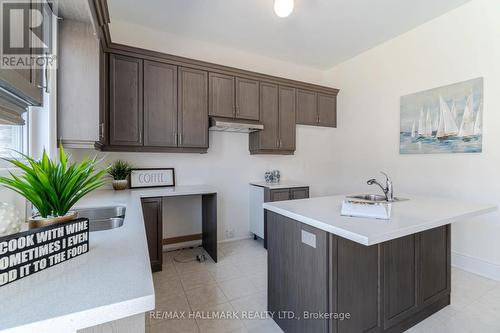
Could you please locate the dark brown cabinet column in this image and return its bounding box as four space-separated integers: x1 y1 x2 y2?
278 86 296 151
109 54 143 146
251 82 279 150
144 61 178 147
141 197 163 272
178 67 209 148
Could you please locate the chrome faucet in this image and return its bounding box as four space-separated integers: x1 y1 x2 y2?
367 172 394 202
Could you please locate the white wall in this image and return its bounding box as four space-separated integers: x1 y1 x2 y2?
323 0 500 279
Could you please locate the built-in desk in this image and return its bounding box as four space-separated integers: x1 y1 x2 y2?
137 186 218 271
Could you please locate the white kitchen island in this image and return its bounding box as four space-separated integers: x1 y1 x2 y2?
0 185 217 333
263 194 496 333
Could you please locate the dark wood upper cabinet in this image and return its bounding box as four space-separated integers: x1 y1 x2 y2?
208 74 259 121
96 44 338 154
109 54 143 146
318 93 337 127
209 72 235 118
178 67 208 148
141 197 163 272
144 61 178 147
296 90 337 128
251 82 279 151
278 86 296 151
296 89 318 126
250 84 296 154
235 77 259 120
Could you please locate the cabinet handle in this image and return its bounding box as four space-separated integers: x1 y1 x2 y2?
139 129 143 142
179 133 183 146
174 132 177 145
235 105 239 115
317 114 320 123
99 123 104 139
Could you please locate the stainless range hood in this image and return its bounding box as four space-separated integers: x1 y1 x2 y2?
209 117 264 133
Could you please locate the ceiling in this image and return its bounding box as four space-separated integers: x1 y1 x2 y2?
106 0 470 69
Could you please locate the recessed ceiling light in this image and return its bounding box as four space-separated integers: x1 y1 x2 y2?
274 0 294 18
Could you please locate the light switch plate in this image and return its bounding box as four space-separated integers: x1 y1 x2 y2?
301 230 316 248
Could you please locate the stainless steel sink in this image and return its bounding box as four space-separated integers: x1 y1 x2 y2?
74 206 126 232
347 194 408 203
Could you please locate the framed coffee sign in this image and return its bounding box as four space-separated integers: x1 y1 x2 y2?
130 168 175 189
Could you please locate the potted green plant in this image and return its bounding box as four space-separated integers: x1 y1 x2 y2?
108 160 132 190
0 146 107 229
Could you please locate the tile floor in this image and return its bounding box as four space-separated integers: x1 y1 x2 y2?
145 239 500 333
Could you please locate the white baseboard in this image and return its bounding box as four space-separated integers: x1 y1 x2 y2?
451 251 500 281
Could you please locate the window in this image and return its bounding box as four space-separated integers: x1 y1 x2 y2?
0 112 29 159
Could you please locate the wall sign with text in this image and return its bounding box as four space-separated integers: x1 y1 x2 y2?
130 168 175 189
0 218 89 287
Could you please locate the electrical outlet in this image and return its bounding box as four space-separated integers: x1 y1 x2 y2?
225 229 234 239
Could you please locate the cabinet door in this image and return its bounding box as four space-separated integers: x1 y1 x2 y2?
144 61 177 147
297 224 329 333
290 187 309 200
270 189 290 202
209 72 235 118
278 86 296 151
235 77 259 120
317 93 337 127
267 212 300 333
383 234 419 329
258 82 279 149
178 67 208 148
335 236 380 333
296 90 318 125
141 197 163 272
420 225 450 305
109 54 143 146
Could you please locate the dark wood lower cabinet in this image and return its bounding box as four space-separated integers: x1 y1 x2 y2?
263 186 310 249
266 211 451 333
141 197 163 272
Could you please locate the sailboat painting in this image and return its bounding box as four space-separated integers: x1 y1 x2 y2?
400 78 483 154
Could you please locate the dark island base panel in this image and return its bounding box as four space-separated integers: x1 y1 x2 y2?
266 211 451 333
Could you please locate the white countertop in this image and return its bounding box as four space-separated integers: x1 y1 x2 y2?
249 180 307 189
0 185 217 333
263 194 497 246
